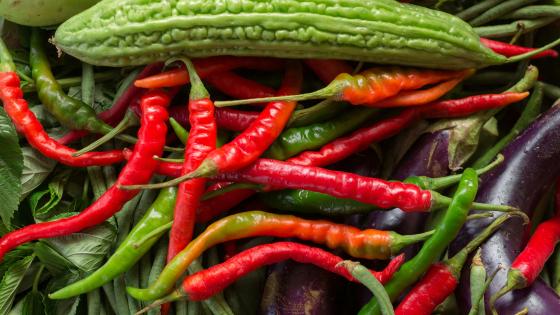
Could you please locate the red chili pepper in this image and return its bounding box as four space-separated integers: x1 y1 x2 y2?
181 242 405 301
170 104 260 132
167 60 217 262
304 59 354 83
178 62 303 178
418 92 529 118
205 71 275 101
480 38 559 59
395 212 524 315
0 72 125 167
196 188 256 223
135 57 284 88
372 78 463 108
0 89 170 261
490 213 560 309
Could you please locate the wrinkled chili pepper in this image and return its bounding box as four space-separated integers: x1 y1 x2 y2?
0 89 170 261
49 186 178 299
126 210 434 300
169 106 260 132
214 68 472 107
134 158 515 213
182 242 404 301
359 169 479 315
480 38 559 59
490 196 560 312
135 56 284 88
168 59 217 262
395 212 526 315
159 62 303 179
0 44 125 167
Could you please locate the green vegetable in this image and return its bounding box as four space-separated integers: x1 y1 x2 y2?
0 0 100 26
54 0 505 69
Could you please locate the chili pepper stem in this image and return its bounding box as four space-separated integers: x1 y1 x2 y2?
135 289 185 315
169 58 210 100
489 268 528 315
391 230 435 252
73 111 138 156
430 191 519 212
339 261 395 315
505 37 560 63
409 154 504 190
214 83 341 107
119 159 217 190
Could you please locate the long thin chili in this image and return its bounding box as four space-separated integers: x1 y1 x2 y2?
167 59 217 262
0 89 170 261
214 68 472 107
126 210 434 301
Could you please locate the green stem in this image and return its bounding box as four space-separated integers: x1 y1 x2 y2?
32 265 45 292
168 58 209 100
469 0 540 26
170 118 189 145
472 83 542 169
340 261 394 315
21 71 119 93
431 191 519 212
469 266 501 315
503 5 560 20
506 37 560 63
73 110 138 156
541 82 560 100
474 17 557 38
457 0 506 21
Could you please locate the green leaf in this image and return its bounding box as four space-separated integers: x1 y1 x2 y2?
0 243 34 279
0 255 34 314
20 147 56 200
44 222 117 274
21 290 46 315
29 169 72 221
34 242 76 276
0 107 23 227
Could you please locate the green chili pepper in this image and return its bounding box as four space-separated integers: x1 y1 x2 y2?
359 168 478 315
503 5 560 19
49 187 177 299
286 99 348 128
265 107 377 160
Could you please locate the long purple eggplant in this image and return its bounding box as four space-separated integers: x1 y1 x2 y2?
450 104 560 314
260 150 380 315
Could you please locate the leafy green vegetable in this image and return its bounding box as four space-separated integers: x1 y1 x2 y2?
29 169 72 222
0 107 23 228
21 290 46 315
0 255 35 314
20 147 56 200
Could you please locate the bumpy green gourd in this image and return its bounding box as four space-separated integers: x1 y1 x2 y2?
54 0 506 69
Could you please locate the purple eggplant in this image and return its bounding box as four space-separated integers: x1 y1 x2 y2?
365 129 451 242
450 104 560 314
260 150 380 315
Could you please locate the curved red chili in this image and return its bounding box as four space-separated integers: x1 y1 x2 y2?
0 89 170 261
0 72 125 167
181 242 405 301
169 106 259 132
168 59 217 262
480 38 558 59
205 71 275 101
182 62 303 177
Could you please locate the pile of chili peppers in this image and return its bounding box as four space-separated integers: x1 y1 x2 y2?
1 10 560 315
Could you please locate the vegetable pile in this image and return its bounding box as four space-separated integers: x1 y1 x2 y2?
0 0 560 314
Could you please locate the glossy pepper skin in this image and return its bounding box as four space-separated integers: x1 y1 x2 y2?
0 89 169 261
49 187 177 299
0 72 125 167
181 242 405 301
395 212 521 315
30 29 114 134
167 59 217 262
186 62 303 177
360 168 478 315
126 211 433 301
